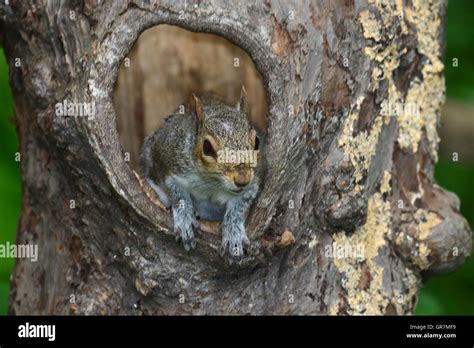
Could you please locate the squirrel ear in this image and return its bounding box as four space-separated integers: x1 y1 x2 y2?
237 86 250 117
189 93 205 123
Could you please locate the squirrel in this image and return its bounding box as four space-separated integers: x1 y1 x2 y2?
139 86 261 260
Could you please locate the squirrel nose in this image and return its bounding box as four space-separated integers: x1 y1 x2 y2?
234 177 249 188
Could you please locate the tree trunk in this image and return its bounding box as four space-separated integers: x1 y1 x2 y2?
1 0 471 315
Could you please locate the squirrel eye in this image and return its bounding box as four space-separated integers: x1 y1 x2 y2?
254 135 260 150
203 139 216 157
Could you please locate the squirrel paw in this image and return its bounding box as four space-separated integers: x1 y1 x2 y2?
220 223 250 260
172 211 197 251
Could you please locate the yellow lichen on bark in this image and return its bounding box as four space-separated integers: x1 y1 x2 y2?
332 171 392 314
359 10 382 42
397 66 444 156
339 6 404 192
329 0 445 314
334 9 406 314
338 95 386 191
349 0 445 164
398 0 445 158
395 209 443 270
331 171 422 314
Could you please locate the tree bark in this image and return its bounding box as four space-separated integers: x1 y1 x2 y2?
0 0 471 315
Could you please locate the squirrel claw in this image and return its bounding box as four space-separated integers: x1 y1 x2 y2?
220 230 250 261
174 220 196 251
178 235 196 251
218 244 227 257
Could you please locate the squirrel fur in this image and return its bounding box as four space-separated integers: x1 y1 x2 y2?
139 87 261 259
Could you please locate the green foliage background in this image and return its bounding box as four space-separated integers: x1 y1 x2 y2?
0 46 21 315
0 1 472 315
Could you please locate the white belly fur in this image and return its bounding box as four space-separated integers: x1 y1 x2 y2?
174 173 232 220
149 174 236 221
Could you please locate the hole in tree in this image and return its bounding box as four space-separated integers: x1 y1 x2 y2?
113 24 268 170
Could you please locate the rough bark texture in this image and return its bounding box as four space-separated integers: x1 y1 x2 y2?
0 0 471 315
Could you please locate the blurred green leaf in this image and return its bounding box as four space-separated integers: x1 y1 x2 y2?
0 280 9 315
444 0 474 100
416 289 445 315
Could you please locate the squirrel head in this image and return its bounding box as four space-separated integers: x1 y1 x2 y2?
190 86 260 194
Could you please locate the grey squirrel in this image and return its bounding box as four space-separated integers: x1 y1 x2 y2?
139 87 261 260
